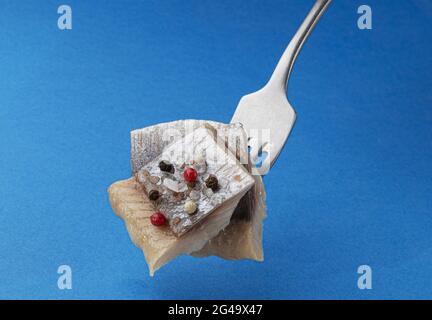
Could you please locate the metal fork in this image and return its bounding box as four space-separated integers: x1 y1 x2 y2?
231 0 332 175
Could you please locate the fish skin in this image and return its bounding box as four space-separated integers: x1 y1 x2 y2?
131 120 256 221
135 126 255 237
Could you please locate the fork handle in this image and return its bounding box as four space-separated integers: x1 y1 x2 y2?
266 0 332 92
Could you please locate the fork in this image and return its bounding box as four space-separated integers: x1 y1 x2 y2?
230 0 332 175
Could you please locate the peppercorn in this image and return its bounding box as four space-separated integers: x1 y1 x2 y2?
183 167 198 183
159 160 174 173
205 174 219 191
150 211 166 226
184 200 197 215
148 189 160 201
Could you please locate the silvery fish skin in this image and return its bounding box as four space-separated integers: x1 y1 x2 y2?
131 120 248 175
136 127 255 237
131 119 254 221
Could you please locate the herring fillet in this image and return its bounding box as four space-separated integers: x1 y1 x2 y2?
109 124 256 275
130 119 267 261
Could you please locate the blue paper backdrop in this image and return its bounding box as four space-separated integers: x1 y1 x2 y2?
1 0 431 299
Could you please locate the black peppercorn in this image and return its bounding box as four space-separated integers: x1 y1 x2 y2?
205 174 219 191
158 160 174 173
148 189 160 201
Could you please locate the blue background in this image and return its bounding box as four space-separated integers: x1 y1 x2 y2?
1 0 431 299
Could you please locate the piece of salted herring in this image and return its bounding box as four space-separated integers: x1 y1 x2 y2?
130 120 267 263
108 124 257 275
137 126 255 237
108 120 267 275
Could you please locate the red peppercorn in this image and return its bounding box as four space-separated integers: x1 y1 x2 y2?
150 211 166 226
183 167 198 183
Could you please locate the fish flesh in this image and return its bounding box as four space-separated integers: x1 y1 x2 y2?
108 177 249 275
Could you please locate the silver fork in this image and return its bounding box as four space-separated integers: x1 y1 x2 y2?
231 0 332 175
